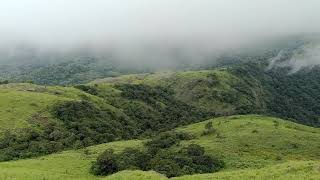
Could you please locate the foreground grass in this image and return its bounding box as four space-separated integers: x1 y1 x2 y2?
0 115 319 179
0 140 143 180
177 115 320 169
172 160 320 180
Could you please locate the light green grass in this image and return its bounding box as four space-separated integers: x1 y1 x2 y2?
0 140 142 180
105 170 167 180
0 115 319 179
177 115 320 169
172 160 320 180
105 161 320 180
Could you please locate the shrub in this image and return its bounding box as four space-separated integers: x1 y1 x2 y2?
117 148 151 170
186 144 205 156
91 149 119 176
91 136 225 178
202 121 217 136
145 132 180 154
74 85 99 95
252 129 259 133
150 159 181 177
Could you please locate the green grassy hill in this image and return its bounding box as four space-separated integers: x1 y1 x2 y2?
0 83 92 133
92 69 266 115
91 62 320 127
0 115 318 179
1 63 320 162
2 68 254 161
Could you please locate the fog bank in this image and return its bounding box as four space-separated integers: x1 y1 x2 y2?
0 0 320 67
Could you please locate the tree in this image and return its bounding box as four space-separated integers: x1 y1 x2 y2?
91 149 119 176
117 148 151 170
145 132 181 154
186 144 205 156
150 159 181 177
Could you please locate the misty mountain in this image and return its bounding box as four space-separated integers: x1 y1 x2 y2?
0 35 313 85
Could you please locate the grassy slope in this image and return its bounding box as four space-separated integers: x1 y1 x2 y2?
0 115 319 180
0 140 143 180
0 83 113 135
111 161 320 180
177 115 320 169
92 69 266 114
173 160 320 180
0 68 286 136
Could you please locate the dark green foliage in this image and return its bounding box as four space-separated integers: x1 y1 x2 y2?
185 144 205 156
145 132 193 155
114 84 212 133
150 159 181 177
263 68 320 127
53 101 137 145
117 148 151 171
74 85 99 95
91 149 119 176
231 62 320 127
91 132 224 178
0 80 9 84
0 127 66 161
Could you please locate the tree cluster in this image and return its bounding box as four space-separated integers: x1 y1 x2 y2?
91 132 224 177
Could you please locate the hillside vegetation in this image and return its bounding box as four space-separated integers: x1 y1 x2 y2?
0 115 319 179
1 62 320 161
2 67 256 161
92 62 320 127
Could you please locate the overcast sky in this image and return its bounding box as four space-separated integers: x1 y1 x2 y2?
0 0 319 48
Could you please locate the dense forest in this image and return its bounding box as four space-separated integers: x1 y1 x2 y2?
230 62 320 127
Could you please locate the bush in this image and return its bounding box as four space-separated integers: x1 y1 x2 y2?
53 100 137 145
74 85 99 95
145 132 190 155
117 148 151 170
150 159 182 177
186 144 205 156
91 149 119 176
91 134 225 178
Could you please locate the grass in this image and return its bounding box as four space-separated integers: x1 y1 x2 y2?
177 115 320 169
0 140 143 180
106 170 167 180
0 115 319 179
0 83 107 134
91 69 265 114
172 160 320 180
0 69 260 135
